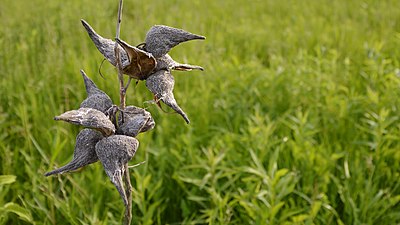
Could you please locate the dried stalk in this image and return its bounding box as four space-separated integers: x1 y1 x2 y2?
123 166 133 225
114 0 126 109
113 0 133 224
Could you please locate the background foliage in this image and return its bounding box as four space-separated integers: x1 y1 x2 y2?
1 0 400 224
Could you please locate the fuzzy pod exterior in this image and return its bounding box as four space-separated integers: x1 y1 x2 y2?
81 19 130 68
79 70 113 113
54 108 116 136
154 54 203 72
45 129 103 176
117 106 155 137
95 135 139 206
145 25 205 58
146 70 190 124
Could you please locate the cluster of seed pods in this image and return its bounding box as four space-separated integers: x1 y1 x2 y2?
45 70 155 205
81 20 205 124
46 21 205 206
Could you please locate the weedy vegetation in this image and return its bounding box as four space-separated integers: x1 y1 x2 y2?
1 0 400 224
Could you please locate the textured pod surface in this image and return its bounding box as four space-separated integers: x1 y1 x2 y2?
45 129 103 176
81 19 130 68
79 70 113 113
115 38 156 80
155 54 203 72
95 135 139 206
145 25 205 58
55 108 115 136
117 106 155 137
146 70 190 124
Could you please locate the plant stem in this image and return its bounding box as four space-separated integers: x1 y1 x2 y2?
114 0 133 224
114 0 126 109
123 165 133 225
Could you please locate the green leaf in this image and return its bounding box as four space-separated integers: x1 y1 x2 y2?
0 175 16 185
310 201 322 218
2 202 33 223
275 168 289 178
271 201 285 219
389 195 400 206
292 214 309 222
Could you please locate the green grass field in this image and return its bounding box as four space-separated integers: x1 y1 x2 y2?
1 0 400 224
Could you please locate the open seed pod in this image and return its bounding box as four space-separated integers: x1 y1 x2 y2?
82 20 157 80
115 38 156 80
82 19 205 82
116 106 155 137
45 129 103 176
79 70 113 113
55 108 115 136
146 69 190 124
95 135 139 206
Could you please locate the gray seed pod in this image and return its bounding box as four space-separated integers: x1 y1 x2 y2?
44 129 103 176
146 70 190 124
79 70 113 113
55 108 115 136
155 54 204 72
81 19 130 68
117 106 155 137
95 135 139 206
145 25 205 58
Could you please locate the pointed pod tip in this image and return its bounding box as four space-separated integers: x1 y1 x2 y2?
79 70 104 97
185 118 190 124
80 70 90 82
81 19 94 34
166 100 191 124
80 70 90 81
44 170 62 177
177 109 190 124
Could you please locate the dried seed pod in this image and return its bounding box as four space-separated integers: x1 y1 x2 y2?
115 38 156 80
95 135 139 206
155 54 203 72
146 70 190 124
145 25 205 58
81 19 130 68
79 70 113 113
55 108 115 136
44 129 103 176
116 106 155 137
82 20 158 81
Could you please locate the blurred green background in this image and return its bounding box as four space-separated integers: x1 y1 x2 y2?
1 0 400 224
